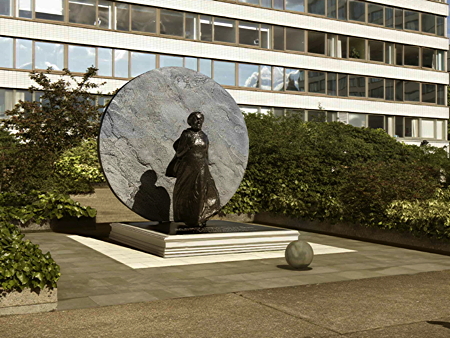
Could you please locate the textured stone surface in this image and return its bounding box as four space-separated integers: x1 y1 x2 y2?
99 67 248 221
285 240 314 269
0 287 57 316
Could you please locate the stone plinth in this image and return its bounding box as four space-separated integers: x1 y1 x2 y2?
109 221 299 258
0 287 57 316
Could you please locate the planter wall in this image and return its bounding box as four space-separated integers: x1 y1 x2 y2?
0 287 57 316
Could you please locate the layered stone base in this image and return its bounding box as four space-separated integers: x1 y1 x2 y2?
0 287 57 316
109 220 299 258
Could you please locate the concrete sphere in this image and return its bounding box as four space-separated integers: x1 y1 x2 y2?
285 240 314 269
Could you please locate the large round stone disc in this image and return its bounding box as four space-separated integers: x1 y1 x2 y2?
98 67 249 221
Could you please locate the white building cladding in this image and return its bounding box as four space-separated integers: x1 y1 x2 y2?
0 0 448 146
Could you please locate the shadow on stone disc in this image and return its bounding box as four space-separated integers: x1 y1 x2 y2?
132 170 170 221
276 265 313 271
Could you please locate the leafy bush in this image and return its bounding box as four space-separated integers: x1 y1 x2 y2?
0 221 60 291
0 191 97 225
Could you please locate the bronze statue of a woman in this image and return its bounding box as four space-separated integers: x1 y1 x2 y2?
166 112 220 227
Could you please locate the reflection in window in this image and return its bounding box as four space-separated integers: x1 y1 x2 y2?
349 37 365 59
422 84 436 104
385 79 394 101
404 46 419 67
69 0 96 26
239 21 259 46
18 0 32 18
185 13 198 40
369 40 383 62
0 89 12 118
437 17 445 36
273 67 284 91
437 85 445 105
35 42 64 70
327 72 337 96
98 0 112 28
338 74 347 96
36 0 64 21
286 0 304 12
285 69 305 92
273 26 285 51
337 0 347 20
200 16 212 42
273 0 284 10
308 0 325 16
0 37 12 68
349 113 366 127
115 3 130 31
308 71 325 94
214 61 235 86
349 0 365 22
68 45 96 73
368 4 383 26
159 55 183 68
260 65 272 90
404 11 419 31
395 81 403 101
214 18 236 44
98 48 112 77
239 64 259 88
349 75 365 97
327 0 336 18
385 7 393 28
395 9 403 30
160 9 183 36
404 82 420 102
184 57 197 71
368 78 383 99
131 52 155 77
286 28 304 52
114 49 129 78
16 39 32 69
422 13 435 34
199 59 212 77
308 31 325 54
0 0 11 16
436 51 445 71
131 5 156 33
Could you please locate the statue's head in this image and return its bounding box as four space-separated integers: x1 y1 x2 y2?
187 111 204 132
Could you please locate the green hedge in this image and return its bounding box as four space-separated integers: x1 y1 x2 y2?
0 221 60 291
0 191 97 225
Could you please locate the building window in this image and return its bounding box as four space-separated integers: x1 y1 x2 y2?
185 13 198 40
349 113 366 127
404 11 419 31
35 41 64 70
395 45 403 65
114 49 129 78
131 5 157 33
239 21 259 46
368 4 383 26
421 120 435 139
308 0 325 16
115 3 130 31
36 0 64 21
69 0 96 26
199 58 212 77
404 81 420 102
98 0 112 29
395 117 404 137
308 31 325 54
308 110 326 122
349 37 365 59
422 13 436 34
338 74 348 96
160 9 183 37
16 39 32 69
260 65 272 90
273 67 284 91
337 0 347 20
349 75 365 97
17 0 31 18
238 63 259 88
436 120 444 140
273 26 284 50
286 0 305 12
437 85 445 105
213 18 236 44
395 9 403 29
368 77 384 99
404 46 419 67
369 40 383 62
327 72 337 96
130 52 155 77
435 51 445 71
184 57 197 71
0 0 11 16
0 37 13 68
437 16 445 36
385 43 394 64
327 35 347 58
405 117 419 137
385 79 394 101
384 7 393 28
159 54 183 68
395 81 403 101
349 0 365 23
422 84 436 104
368 115 384 129
213 61 236 86
422 48 434 69
327 0 336 18
200 16 212 42
68 45 96 73
285 68 305 92
98 48 112 77
308 71 325 93
286 28 304 52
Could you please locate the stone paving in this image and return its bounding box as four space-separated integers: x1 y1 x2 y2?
24 228 450 312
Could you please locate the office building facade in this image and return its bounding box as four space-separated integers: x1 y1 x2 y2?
0 0 448 146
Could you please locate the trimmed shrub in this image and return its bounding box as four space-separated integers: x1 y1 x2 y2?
0 221 60 291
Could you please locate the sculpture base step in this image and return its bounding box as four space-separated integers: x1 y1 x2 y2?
109 220 299 258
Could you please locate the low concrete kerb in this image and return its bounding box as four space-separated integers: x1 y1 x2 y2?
0 287 57 316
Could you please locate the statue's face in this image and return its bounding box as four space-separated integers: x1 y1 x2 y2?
189 113 204 131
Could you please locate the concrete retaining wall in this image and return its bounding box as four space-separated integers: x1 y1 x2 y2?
0 287 57 316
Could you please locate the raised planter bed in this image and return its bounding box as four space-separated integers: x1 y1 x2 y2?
0 287 57 316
